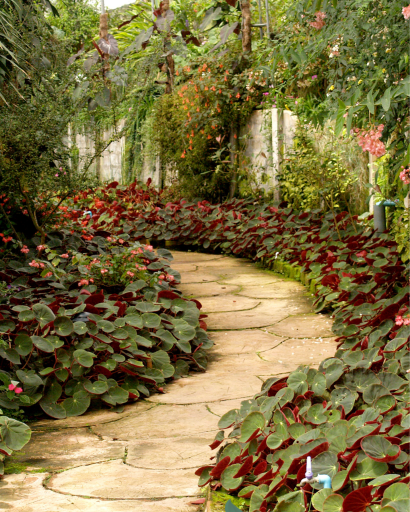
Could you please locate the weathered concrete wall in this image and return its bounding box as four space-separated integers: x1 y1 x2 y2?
74 108 297 193
74 120 126 183
239 108 297 198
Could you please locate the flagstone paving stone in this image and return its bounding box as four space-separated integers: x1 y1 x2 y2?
208 329 285 355
1 250 334 510
266 313 334 338
199 294 260 312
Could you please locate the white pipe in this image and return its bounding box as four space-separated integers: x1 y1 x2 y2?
101 0 105 14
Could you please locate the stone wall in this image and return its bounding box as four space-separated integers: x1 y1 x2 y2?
239 108 297 199
74 108 297 194
73 120 126 183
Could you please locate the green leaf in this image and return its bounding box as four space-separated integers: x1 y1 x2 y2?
334 99 346 137
312 451 339 478
141 313 161 329
239 411 265 443
383 483 410 501
73 349 95 368
83 380 108 395
287 371 308 394
312 373 326 396
323 494 344 512
40 400 67 419
101 386 129 405
18 310 35 322
0 320 15 333
312 489 333 512
73 321 88 335
220 464 244 491
14 334 33 356
32 335 54 353
366 90 375 115
218 409 238 429
0 416 31 450
62 391 91 417
350 457 387 480
54 316 74 336
32 303 55 326
380 87 392 112
172 319 196 341
361 436 401 462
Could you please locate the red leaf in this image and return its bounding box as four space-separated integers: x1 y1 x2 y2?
209 456 231 479
233 455 253 478
254 459 267 475
209 439 223 450
189 498 206 505
342 486 373 512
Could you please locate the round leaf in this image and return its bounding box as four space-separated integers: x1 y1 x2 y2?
54 316 74 336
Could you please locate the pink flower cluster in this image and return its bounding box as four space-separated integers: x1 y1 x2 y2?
78 278 93 287
395 315 410 326
399 167 410 185
29 260 45 268
355 124 386 158
8 383 23 394
21 245 29 254
403 5 410 20
309 11 326 29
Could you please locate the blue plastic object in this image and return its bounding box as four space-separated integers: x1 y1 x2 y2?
84 210 93 218
316 474 332 489
226 500 242 512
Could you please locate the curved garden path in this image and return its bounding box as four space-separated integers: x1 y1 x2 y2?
0 251 335 511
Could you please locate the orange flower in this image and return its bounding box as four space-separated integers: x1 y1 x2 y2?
207 135 212 139
197 107 200 112
205 86 209 90
176 71 179 76
234 134 237 139
219 89 222 94
236 93 240 98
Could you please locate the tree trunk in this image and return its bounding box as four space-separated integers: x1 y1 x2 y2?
99 13 110 77
241 1 252 53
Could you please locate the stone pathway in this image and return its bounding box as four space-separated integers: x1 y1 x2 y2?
0 251 335 511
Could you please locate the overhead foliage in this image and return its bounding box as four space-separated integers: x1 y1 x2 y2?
258 0 410 206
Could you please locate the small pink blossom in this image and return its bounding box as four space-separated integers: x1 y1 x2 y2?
15 387 23 394
37 245 45 251
29 260 40 268
356 124 386 158
131 250 138 255
399 167 410 185
107 237 112 242
61 253 69 259
167 275 175 282
395 315 404 326
118 239 124 244
78 279 89 286
89 278 94 283
55 173 59 177
21 245 29 254
59 167 63 171
145 245 153 252
101 269 108 274
404 318 410 326
309 11 326 29
45 272 53 277
403 5 410 20
8 384 16 391
159 274 165 280
127 271 135 277
311 75 318 79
